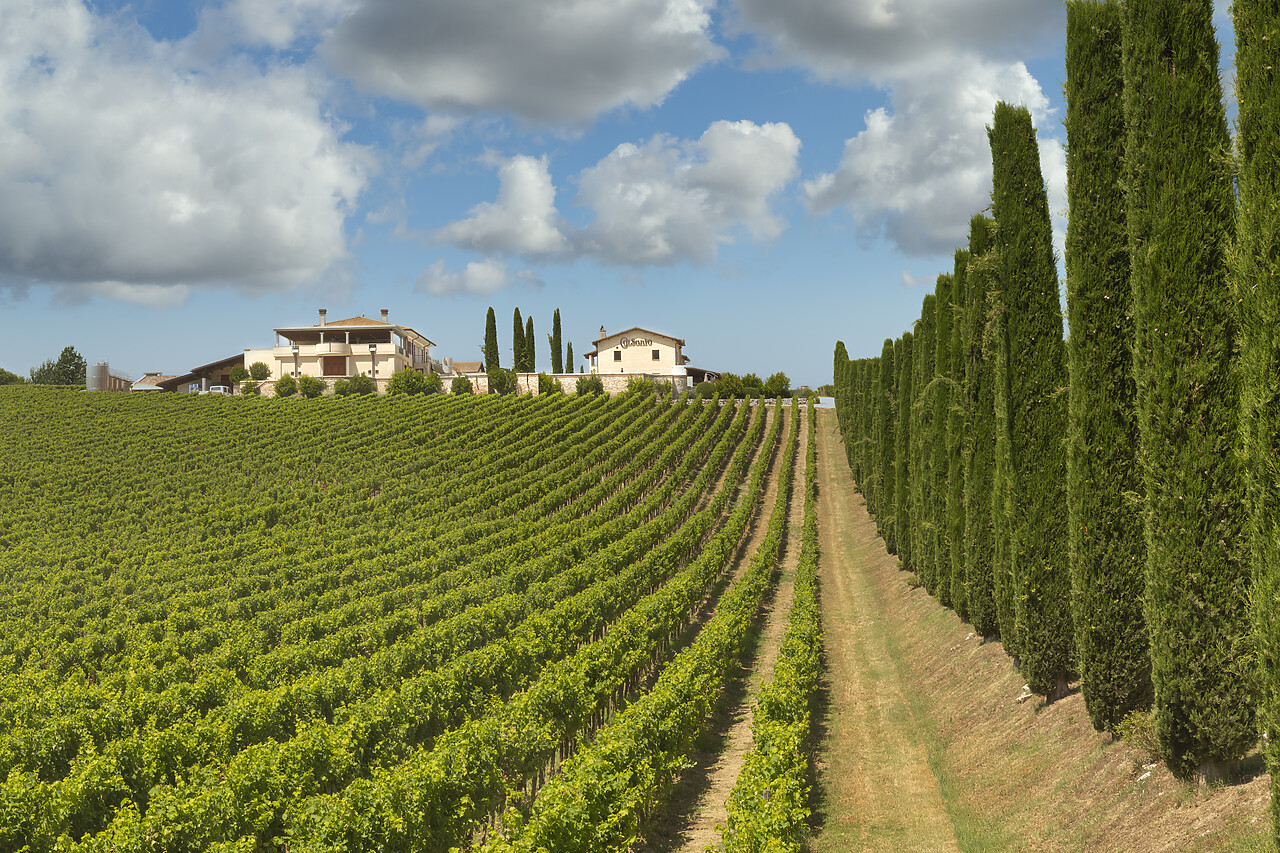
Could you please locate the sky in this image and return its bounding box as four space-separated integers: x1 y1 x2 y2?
0 0 1236 389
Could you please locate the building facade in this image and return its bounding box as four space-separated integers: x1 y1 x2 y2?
583 326 687 375
242 309 435 386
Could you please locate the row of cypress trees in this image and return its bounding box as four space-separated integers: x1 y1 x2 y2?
835 4 1280 836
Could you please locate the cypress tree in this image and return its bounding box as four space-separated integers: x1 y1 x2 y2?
948 253 970 618
512 308 526 373
526 316 536 373
930 273 955 606
566 342 574 374
991 289 1018 654
963 215 1000 638
859 359 877 500
1065 0 1149 732
988 102 1071 698
484 307 500 392
912 295 937 588
1123 0 1251 779
877 339 897 551
551 309 564 374
895 331 915 572
1235 0 1280 830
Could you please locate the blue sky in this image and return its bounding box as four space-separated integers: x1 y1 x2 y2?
0 0 1235 388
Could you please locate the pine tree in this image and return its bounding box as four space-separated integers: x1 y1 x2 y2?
948 250 970 619
912 295 937 588
963 215 1000 638
484 307 500 392
989 102 1071 698
526 317 536 373
512 308 526 373
877 339 897 552
929 274 955 605
895 332 915 572
551 309 564 374
1234 0 1280 831
1065 0 1149 732
1124 0 1251 780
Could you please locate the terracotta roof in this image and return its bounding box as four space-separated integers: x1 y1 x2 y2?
450 361 484 374
591 326 686 347
318 315 390 327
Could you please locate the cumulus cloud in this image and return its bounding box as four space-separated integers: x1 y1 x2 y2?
729 0 1060 83
321 0 724 123
576 120 801 264
432 121 801 267
0 0 369 297
434 155 569 255
804 57 1056 257
413 258 541 296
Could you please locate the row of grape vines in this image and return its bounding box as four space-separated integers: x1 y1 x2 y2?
721 398 821 853
0 386 791 852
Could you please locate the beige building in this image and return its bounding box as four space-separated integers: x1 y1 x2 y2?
584 326 688 376
242 309 435 385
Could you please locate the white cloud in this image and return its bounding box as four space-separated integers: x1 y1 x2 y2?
575 120 801 264
216 0 350 49
413 258 541 296
321 0 724 123
729 0 1059 83
804 57 1056 257
434 155 569 255
0 0 370 297
432 121 802 267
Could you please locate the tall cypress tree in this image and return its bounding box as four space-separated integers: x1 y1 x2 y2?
551 309 564 374
963 216 1000 638
566 342 574 374
895 331 915 572
833 342 850 439
1065 0 1149 733
991 289 1017 654
512 308 526 373
912 295 937 588
877 339 897 552
930 274 955 606
948 251 970 618
1124 0 1251 780
988 102 1071 698
484 307 500 392
525 316 536 373
859 359 877 500
1235 0 1280 830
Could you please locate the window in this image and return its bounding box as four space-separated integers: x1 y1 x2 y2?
614 350 622 361
322 355 346 376
652 349 660 361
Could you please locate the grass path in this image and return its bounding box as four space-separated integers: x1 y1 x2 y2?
809 410 961 853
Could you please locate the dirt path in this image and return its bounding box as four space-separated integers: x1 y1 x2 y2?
809 410 962 853
634 405 804 852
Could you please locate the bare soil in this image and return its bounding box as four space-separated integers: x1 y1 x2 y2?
810 409 1272 852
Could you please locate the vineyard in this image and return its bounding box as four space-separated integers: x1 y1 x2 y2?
0 386 819 853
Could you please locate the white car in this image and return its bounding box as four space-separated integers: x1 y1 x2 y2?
201 386 231 395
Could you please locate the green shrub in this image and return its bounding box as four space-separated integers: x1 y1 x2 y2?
423 372 442 394
1116 710 1162 765
576 374 604 396
249 362 269 381
297 376 325 399
241 381 260 396
490 368 517 396
695 381 716 399
273 374 297 398
346 374 376 396
450 375 473 395
230 365 249 383
538 373 562 395
386 368 428 396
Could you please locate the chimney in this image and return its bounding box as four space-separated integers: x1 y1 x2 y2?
599 325 606 339
319 308 327 326
381 308 389 323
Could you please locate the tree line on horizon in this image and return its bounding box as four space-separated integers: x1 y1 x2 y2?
833 1 1279 843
